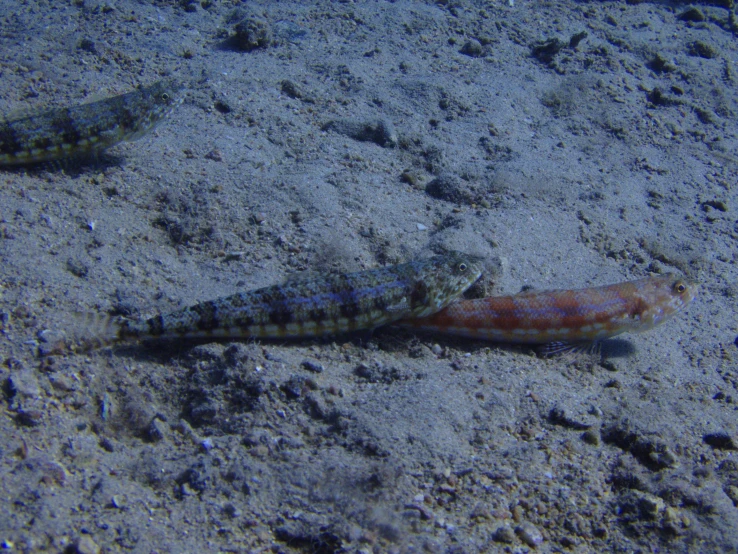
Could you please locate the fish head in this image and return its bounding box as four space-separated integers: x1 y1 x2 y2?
128 80 184 140
422 251 485 314
637 273 697 331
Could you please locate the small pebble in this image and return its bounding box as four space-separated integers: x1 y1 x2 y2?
73 535 100 554
147 418 167 442
37 329 63 343
8 369 41 400
16 409 43 427
638 494 665 519
460 39 483 57
222 503 242 518
48 374 75 391
491 525 515 543
322 118 397 148
300 359 324 373
516 523 543 547
100 393 113 421
234 17 272 51
204 149 223 162
582 429 601 445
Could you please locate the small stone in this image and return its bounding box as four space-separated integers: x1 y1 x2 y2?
322 118 397 148
689 40 717 59
214 99 231 114
48 374 75 392
37 328 63 343
491 525 515 543
280 79 304 99
425 174 473 205
204 149 223 162
486 466 515 480
470 503 490 520
549 406 592 430
100 393 113 421
703 432 737 450
400 169 420 188
62 436 98 465
431 344 443 356
8 369 41 400
23 457 67 486
234 17 272 51
300 359 324 373
460 39 483 57
664 506 679 523
531 37 567 64
405 502 433 520
111 494 127 509
582 429 601 445
147 418 167 442
638 493 665 519
73 535 100 554
659 447 679 468
516 523 543 547
725 485 738 506
16 409 43 427
678 7 705 22
66 258 89 278
222 503 242 518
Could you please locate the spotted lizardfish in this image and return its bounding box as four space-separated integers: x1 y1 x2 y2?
63 251 484 351
0 81 182 167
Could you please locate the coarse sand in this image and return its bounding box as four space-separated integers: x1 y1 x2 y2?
1 1 737 552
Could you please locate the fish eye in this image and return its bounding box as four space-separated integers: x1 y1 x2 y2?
458 262 467 272
161 93 170 101
674 281 687 294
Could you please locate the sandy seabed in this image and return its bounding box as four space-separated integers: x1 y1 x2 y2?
1 1 737 552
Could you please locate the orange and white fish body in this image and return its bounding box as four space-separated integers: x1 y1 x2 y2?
396 274 695 348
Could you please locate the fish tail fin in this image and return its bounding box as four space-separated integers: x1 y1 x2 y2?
43 313 133 355
75 312 131 349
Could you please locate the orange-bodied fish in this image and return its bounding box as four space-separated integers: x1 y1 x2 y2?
396 274 695 352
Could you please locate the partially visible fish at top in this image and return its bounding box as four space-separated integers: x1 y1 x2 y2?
396 274 696 355
59 251 484 353
0 80 183 167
